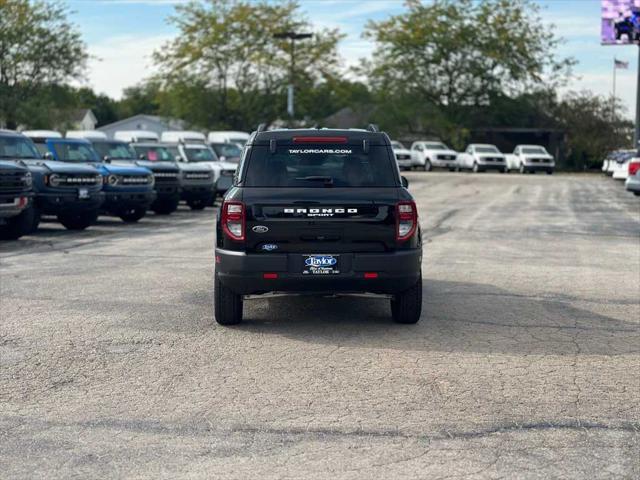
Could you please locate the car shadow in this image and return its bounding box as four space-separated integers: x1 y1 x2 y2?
226 279 638 357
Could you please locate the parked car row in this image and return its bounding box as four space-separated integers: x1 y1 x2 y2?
391 141 555 174
0 129 246 240
601 149 640 196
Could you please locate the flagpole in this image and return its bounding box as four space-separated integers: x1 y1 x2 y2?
613 58 617 123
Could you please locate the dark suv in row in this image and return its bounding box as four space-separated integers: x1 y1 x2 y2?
214 127 423 325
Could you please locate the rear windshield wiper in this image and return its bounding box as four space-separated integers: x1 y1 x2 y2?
295 176 334 187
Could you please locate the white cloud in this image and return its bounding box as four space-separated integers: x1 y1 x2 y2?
77 34 171 99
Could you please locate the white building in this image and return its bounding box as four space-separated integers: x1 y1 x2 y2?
97 114 188 139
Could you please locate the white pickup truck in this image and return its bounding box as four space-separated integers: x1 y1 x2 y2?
410 141 459 171
505 145 555 174
457 144 507 173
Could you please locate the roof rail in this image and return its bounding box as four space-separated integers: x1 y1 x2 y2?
256 123 267 133
367 124 379 133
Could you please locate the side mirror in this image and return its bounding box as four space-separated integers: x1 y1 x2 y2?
220 155 226 162
103 155 111 163
139 154 146 160
401 176 409 188
43 152 53 160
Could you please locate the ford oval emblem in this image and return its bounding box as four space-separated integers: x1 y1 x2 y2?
252 225 269 233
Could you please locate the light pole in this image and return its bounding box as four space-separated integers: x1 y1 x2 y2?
636 45 640 152
273 31 312 121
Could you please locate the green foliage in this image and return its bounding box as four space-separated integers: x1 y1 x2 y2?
554 92 633 170
0 0 87 128
153 0 344 128
363 0 573 108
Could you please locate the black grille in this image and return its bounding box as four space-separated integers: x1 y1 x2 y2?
120 175 151 185
396 154 411 160
59 175 101 186
0 171 26 192
437 154 456 160
185 173 212 180
220 170 234 177
154 172 179 182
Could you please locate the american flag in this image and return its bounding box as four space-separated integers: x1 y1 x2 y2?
614 59 629 69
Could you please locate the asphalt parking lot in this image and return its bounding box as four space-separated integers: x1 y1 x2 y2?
1 172 639 479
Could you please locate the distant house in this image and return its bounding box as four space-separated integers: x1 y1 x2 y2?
69 109 98 131
97 114 188 139
48 109 97 132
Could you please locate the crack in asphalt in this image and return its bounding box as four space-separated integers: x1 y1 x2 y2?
2 416 638 443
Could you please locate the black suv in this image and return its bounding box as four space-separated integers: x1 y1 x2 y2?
214 126 423 325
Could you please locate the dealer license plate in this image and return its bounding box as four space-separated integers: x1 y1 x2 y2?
302 254 340 275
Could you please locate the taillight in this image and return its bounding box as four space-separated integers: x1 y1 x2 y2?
629 161 640 176
221 201 245 241
396 201 417 242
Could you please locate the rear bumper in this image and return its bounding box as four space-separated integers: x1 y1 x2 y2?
625 176 640 193
36 191 104 215
104 190 156 212
0 193 32 219
215 248 422 295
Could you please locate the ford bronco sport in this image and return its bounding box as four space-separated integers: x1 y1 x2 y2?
214 126 423 325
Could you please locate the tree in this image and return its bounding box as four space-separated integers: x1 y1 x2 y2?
554 91 633 170
0 0 87 128
153 0 344 129
116 82 162 119
362 0 574 135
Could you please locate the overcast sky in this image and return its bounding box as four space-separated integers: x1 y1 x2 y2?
67 0 637 118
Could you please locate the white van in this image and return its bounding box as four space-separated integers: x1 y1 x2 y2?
22 130 63 139
66 130 108 140
114 130 159 143
160 131 206 144
207 131 250 148
22 130 63 155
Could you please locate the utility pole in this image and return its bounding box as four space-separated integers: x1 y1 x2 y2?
273 31 312 122
636 45 640 152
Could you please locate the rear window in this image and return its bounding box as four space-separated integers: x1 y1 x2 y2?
244 145 397 187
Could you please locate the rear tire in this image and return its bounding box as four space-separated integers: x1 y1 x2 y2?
0 206 35 240
57 210 98 230
119 207 146 223
214 273 243 325
546 170 553 175
152 198 179 215
391 275 422 324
